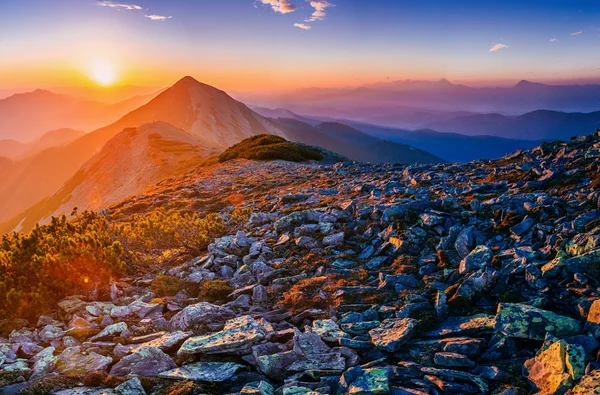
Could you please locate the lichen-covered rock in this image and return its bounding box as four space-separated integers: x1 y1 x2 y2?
54 346 112 375
177 315 267 356
115 377 146 395
340 367 389 395
458 245 493 274
312 319 348 342
369 318 417 352
523 340 576 395
159 361 244 382
240 381 275 395
571 369 600 395
109 346 176 377
495 303 581 340
168 302 235 333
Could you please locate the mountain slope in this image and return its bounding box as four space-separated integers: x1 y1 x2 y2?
0 90 156 141
0 76 285 222
276 119 444 164
1 122 215 233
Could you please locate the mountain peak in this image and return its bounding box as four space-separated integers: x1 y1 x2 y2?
174 75 202 86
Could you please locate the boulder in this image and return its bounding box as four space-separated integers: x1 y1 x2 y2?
177 315 267 356
109 346 176 377
495 303 581 340
168 302 235 332
369 318 417 352
54 346 112 375
159 361 244 382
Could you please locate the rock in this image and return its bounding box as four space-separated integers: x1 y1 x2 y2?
159 362 244 382
168 302 235 332
323 232 344 246
109 346 176 377
130 330 190 353
369 318 417 352
566 249 600 273
287 353 345 373
523 340 583 394
54 346 112 375
115 377 146 395
39 324 65 343
294 330 330 354
434 352 475 368
495 303 581 340
90 322 127 341
421 367 488 393
240 381 275 395
423 314 495 337
340 366 389 395
256 351 301 380
454 227 474 258
312 319 348 342
571 369 600 394
177 315 267 356
30 346 55 380
458 245 492 274
510 217 534 236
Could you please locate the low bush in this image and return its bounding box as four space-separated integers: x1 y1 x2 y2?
0 212 124 321
219 134 323 163
198 279 233 302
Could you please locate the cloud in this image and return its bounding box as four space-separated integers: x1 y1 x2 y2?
97 1 142 10
306 0 334 22
258 0 296 14
489 43 508 52
550 38 558 42
145 14 172 21
294 23 311 30
571 31 584 35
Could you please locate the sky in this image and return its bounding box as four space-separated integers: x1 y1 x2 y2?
1 0 600 94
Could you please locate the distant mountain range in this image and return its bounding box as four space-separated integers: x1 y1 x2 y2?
0 77 443 232
0 128 85 160
249 79 600 131
252 107 544 162
0 89 157 141
423 109 600 141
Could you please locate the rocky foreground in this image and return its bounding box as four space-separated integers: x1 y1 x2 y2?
2 131 600 394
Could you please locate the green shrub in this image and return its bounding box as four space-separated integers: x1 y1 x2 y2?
219 134 323 163
198 279 233 302
151 275 185 297
0 212 124 321
114 211 224 254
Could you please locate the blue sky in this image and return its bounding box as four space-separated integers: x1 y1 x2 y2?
1 0 599 91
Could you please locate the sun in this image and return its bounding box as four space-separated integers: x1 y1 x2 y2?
90 60 117 86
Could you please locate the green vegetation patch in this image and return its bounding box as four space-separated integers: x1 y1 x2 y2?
219 134 323 163
0 212 124 321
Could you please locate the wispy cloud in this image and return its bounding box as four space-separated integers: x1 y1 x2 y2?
550 38 558 42
145 14 172 21
294 23 311 30
306 0 334 22
571 31 584 36
489 43 508 52
97 1 142 10
258 0 296 14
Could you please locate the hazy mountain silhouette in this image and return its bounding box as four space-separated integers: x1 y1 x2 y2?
0 90 156 141
0 128 85 160
424 110 600 140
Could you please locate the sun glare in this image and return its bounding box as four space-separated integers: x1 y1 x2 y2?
90 60 117 86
